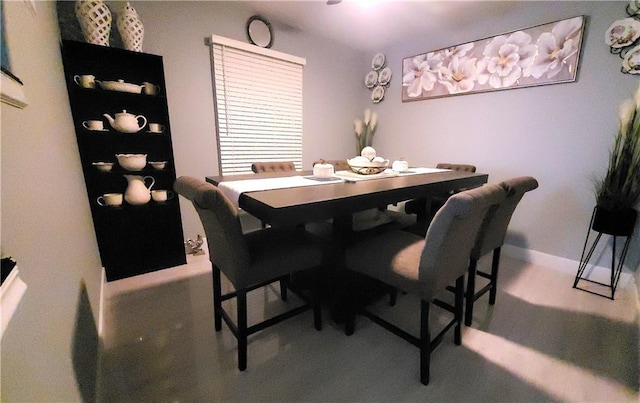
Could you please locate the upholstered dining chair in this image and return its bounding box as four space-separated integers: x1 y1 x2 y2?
464 176 538 326
344 184 506 385
251 161 296 173
312 159 351 172
174 176 323 371
405 163 477 221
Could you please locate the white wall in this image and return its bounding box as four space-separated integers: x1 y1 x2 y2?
1 1 103 401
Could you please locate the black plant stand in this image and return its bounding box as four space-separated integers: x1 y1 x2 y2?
573 207 634 299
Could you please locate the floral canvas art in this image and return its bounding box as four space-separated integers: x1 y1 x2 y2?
402 16 585 102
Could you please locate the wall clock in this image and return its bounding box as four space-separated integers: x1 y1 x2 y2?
246 15 273 48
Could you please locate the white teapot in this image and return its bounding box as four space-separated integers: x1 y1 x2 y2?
104 110 147 133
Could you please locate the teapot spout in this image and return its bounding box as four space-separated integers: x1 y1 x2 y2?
103 113 115 125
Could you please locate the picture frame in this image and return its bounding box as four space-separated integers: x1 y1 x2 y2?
0 0 28 108
401 15 585 102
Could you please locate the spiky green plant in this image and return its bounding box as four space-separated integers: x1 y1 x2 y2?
595 82 640 211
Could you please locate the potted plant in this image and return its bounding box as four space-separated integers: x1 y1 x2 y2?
593 81 640 236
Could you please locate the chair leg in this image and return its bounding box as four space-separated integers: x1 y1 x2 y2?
345 272 355 336
313 267 322 331
489 247 501 305
455 276 464 345
237 290 248 371
389 287 397 306
420 299 431 385
279 278 288 301
212 265 222 331
465 258 478 326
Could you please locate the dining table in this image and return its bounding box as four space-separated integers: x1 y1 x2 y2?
205 168 489 230
205 168 489 321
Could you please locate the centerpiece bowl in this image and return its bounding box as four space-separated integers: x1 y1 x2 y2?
347 157 389 175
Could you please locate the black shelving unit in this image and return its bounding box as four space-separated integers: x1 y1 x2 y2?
61 40 186 281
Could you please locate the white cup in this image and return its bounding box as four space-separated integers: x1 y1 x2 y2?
392 160 409 172
74 74 96 89
148 123 165 133
83 120 104 130
151 189 174 202
143 82 161 95
97 193 123 207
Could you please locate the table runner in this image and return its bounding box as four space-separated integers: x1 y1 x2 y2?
335 167 450 182
218 175 343 208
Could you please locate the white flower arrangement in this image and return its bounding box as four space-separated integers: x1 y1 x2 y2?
354 108 378 155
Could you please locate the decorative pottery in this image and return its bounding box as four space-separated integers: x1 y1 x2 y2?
123 175 155 205
117 2 144 52
75 0 112 46
104 110 147 133
592 206 637 236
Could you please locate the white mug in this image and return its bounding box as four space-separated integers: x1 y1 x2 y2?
83 120 104 130
151 189 174 202
143 82 161 95
148 123 165 133
97 193 123 207
74 74 95 89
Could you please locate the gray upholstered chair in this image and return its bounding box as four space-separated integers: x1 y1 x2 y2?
251 161 296 173
405 163 477 222
344 184 506 385
465 176 538 326
174 176 323 371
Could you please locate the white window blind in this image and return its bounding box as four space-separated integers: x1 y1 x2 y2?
209 35 305 175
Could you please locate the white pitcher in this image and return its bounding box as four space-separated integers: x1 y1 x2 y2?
123 175 155 205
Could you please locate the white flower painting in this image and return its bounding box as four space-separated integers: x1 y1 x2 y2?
402 16 585 102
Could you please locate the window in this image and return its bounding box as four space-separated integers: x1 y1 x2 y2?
209 35 305 175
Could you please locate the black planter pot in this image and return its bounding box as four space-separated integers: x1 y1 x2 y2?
591 206 637 236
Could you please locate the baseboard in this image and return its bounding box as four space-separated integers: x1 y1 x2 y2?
502 244 635 288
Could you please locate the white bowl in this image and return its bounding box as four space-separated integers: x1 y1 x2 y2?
92 162 114 172
97 79 143 94
347 157 389 175
116 154 147 171
149 161 167 170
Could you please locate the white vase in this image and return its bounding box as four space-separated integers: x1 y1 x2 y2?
117 2 144 52
75 0 112 46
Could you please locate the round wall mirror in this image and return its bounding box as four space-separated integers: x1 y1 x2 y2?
247 16 273 48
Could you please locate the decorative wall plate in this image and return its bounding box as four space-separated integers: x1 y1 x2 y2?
365 70 378 88
378 66 392 86
372 53 386 70
371 85 385 103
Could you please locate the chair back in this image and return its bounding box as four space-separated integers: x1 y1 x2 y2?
313 159 350 171
471 176 539 258
419 184 506 297
251 161 296 173
174 176 249 285
436 163 476 172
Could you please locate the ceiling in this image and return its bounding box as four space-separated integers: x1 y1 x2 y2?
241 1 538 52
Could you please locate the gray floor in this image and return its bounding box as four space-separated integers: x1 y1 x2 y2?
100 246 639 402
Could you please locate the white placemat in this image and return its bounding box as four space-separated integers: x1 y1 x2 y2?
335 167 450 182
218 175 343 208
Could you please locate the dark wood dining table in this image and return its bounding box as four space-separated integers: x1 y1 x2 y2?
206 169 489 321
206 169 489 229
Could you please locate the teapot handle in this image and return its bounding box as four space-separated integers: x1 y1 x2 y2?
136 115 148 129
143 176 155 190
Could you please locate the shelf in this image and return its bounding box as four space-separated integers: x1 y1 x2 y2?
61 39 185 281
